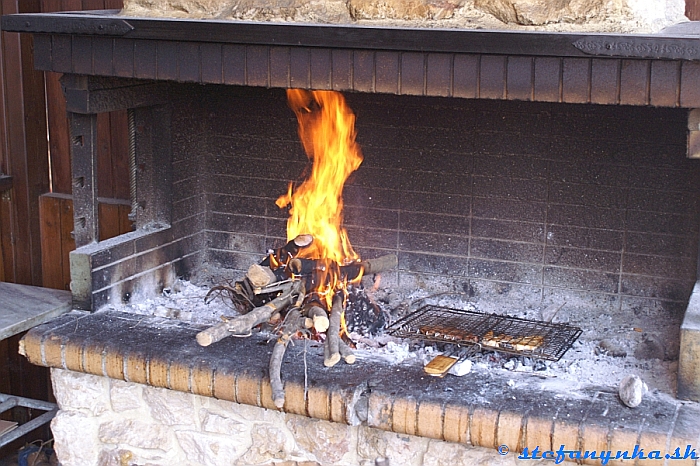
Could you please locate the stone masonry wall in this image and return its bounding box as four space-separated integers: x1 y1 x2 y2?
120 0 687 33
49 368 577 466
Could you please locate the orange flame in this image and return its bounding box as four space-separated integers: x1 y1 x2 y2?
276 89 363 305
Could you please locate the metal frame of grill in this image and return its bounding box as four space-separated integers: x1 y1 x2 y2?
388 305 582 361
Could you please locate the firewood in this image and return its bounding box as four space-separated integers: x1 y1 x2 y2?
246 263 277 288
261 234 314 270
269 308 305 408
196 281 301 346
338 338 356 364
359 254 398 275
324 294 344 367
287 254 398 282
340 254 398 281
304 305 329 333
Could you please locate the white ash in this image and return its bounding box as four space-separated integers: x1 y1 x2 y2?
102 278 679 399
354 288 679 397
103 279 241 326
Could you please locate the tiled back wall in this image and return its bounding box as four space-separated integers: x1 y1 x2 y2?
189 85 700 313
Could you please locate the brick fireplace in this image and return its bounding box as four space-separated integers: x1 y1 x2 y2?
3 8 700 466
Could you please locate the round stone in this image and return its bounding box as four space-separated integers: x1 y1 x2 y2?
618 374 648 408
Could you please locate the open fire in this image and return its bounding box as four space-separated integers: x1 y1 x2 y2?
193 88 587 407
196 89 398 407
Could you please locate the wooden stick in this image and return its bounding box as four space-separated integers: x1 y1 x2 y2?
338 338 355 364
324 294 343 367
305 305 329 333
340 254 398 281
359 254 398 275
270 308 303 408
196 281 300 346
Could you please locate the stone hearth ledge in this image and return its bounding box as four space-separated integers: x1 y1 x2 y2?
19 310 700 466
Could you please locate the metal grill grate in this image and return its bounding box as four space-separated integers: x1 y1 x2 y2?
387 305 582 361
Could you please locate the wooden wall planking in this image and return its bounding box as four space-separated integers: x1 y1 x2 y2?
40 193 132 291
98 197 132 241
0 0 49 286
688 0 700 20
97 110 131 199
0 0 125 456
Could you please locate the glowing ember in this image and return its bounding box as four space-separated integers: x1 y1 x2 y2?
276 89 364 306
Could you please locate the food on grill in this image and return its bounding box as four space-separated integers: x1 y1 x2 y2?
418 325 479 343
482 331 544 351
424 354 458 376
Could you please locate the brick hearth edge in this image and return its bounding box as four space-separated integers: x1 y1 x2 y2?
19 310 700 465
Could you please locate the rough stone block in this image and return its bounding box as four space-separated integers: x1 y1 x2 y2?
238 423 290 465
175 430 247 465
473 0 683 29
98 419 173 449
121 0 686 32
52 369 110 415
143 385 196 427
51 411 101 466
109 378 144 412
287 416 351 465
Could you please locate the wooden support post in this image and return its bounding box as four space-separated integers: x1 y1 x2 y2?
69 112 99 247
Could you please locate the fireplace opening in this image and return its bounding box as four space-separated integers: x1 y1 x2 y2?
87 82 699 401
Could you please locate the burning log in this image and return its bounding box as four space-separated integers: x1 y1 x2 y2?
196 281 303 346
197 252 397 348
288 254 398 281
